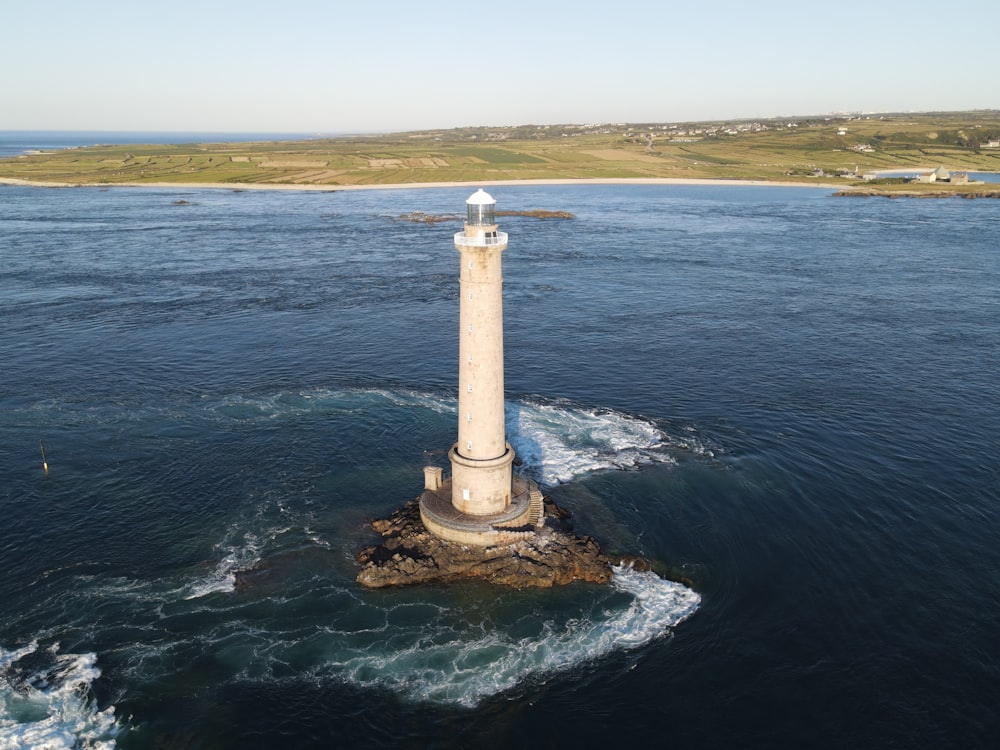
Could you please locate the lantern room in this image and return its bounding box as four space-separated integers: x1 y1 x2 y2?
465 188 496 227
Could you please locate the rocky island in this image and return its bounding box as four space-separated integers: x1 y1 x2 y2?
356 496 612 588
355 190 622 590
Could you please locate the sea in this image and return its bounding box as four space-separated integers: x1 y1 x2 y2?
1 134 998 749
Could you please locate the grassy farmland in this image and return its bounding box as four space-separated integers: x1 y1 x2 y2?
2 111 999 191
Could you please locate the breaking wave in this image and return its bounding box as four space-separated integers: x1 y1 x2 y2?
183 529 270 600
6 387 703 714
154 388 709 605
0 642 119 749
335 565 700 707
203 387 702 459
9 387 709 491
506 399 686 485
203 387 702 484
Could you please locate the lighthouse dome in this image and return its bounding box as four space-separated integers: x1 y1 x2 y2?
466 188 495 205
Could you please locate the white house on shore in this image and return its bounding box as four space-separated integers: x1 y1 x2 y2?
918 166 952 183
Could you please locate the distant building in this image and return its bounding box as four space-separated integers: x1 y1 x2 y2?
918 166 951 183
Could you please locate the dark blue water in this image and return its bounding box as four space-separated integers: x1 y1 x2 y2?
1 180 998 749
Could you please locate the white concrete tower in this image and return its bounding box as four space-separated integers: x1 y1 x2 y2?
448 189 515 515
419 190 541 546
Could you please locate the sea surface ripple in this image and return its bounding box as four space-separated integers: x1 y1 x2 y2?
1 180 998 749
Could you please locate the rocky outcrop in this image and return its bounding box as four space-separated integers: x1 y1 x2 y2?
356 498 612 588
396 209 575 224
834 188 1000 199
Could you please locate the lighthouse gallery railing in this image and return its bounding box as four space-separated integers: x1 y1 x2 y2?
454 231 508 247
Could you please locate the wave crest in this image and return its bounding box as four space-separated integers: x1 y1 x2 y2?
0 642 119 750
337 566 700 707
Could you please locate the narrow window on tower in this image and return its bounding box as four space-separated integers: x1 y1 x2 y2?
463 488 470 501
467 384 472 392
467 413 472 422
467 440 472 451
468 292 473 300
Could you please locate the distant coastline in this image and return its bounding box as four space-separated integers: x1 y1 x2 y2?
0 176 846 192
3 114 998 194
7 175 1000 198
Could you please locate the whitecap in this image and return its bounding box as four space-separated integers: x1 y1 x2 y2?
0 642 119 750
337 566 699 707
507 401 674 485
184 529 267 600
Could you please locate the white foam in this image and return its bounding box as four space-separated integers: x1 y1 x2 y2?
507 401 674 485
184 527 276 600
197 387 707 488
183 557 241 600
0 643 119 750
186 390 704 599
339 566 699 707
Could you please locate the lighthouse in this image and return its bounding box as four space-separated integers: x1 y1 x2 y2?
357 190 613 586
419 189 541 546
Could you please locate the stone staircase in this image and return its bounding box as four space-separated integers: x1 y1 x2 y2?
527 480 545 528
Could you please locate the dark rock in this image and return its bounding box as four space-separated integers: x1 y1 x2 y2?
834 188 1000 199
356 498 613 589
234 566 271 591
607 553 652 572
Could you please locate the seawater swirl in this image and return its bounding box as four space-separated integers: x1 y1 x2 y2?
332 565 700 707
3 386 702 742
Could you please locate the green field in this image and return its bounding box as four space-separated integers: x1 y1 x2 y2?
3 111 999 192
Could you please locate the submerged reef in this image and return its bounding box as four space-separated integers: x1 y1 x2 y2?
395 209 575 223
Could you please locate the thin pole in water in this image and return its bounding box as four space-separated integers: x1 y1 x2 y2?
40 440 49 475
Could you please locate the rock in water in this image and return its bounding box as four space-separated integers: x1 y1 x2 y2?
356 498 613 588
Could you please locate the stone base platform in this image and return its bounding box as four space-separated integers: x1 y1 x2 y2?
418 476 540 547
356 495 612 589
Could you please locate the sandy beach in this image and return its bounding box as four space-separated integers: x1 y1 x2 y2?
0 176 847 192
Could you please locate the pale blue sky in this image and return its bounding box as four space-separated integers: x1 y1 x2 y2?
2 0 996 133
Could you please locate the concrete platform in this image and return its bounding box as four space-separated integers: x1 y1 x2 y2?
419 476 538 546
